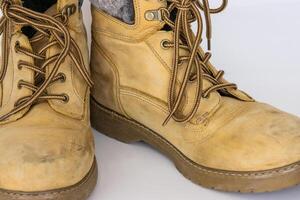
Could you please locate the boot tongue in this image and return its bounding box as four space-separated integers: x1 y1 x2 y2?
22 0 57 13
20 0 57 38
21 0 81 11
20 0 81 38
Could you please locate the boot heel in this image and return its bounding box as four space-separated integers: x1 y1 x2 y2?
90 98 142 143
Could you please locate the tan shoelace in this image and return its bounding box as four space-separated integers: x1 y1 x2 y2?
161 0 237 125
0 0 93 121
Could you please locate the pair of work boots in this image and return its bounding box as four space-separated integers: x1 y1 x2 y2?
0 0 299 199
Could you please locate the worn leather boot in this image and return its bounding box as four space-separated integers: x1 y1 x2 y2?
0 0 97 199
90 0 300 193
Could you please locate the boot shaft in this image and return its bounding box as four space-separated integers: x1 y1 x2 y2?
90 0 253 124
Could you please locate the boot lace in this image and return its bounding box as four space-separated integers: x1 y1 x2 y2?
160 0 237 125
0 0 93 121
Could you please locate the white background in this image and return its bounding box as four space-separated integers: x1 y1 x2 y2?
83 0 300 200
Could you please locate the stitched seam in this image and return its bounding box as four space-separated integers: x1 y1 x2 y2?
120 86 168 107
47 35 86 119
91 38 128 117
120 89 168 114
0 34 33 125
69 28 88 104
145 41 223 124
119 88 205 135
91 29 161 43
2 36 17 108
145 40 190 112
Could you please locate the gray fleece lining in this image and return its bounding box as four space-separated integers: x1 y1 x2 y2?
90 0 134 24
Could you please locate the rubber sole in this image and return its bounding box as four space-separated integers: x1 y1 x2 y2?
91 98 300 193
0 158 98 200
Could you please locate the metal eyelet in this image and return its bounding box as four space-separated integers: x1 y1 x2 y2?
188 74 197 82
17 80 23 89
62 93 69 103
145 10 162 21
161 39 171 50
17 61 22 70
58 73 66 83
14 41 20 53
202 93 210 99
62 4 77 17
178 59 184 66
14 100 21 108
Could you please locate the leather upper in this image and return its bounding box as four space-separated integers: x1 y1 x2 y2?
0 102 94 191
0 0 95 192
91 0 300 172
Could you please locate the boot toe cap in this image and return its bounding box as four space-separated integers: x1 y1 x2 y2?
0 126 94 192
194 102 300 172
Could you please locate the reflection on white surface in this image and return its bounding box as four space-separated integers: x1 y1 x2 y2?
83 0 300 199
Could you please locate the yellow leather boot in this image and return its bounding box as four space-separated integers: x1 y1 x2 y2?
90 0 300 193
0 0 97 199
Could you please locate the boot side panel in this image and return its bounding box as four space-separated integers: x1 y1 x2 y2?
90 38 125 116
